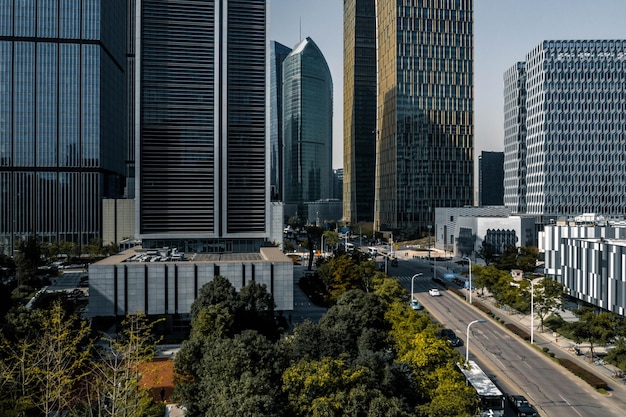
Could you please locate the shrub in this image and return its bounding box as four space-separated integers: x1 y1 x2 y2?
505 323 531 341
557 358 608 390
474 302 491 315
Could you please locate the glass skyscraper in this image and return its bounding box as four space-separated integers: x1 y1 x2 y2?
374 0 473 233
282 37 333 217
0 0 127 254
343 0 377 224
137 0 268 253
270 40 291 202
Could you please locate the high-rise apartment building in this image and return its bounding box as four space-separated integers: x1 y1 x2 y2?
504 40 626 219
0 0 127 254
343 0 377 224
136 0 269 253
270 41 291 202
478 151 504 206
374 0 474 233
503 62 527 213
282 37 333 218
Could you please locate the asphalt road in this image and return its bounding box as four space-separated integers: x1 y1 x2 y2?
389 257 626 417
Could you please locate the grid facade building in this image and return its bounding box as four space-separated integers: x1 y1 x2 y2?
503 62 527 213
507 40 626 219
282 37 333 216
374 0 474 233
343 0 377 224
0 0 127 254
136 0 269 253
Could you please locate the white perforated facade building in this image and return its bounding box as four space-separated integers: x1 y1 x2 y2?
504 40 626 219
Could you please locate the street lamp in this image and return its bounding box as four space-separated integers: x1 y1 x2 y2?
411 273 423 301
462 256 472 304
466 319 486 363
525 278 535 345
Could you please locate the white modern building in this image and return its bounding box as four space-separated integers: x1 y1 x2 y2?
434 206 535 257
89 246 293 317
504 40 626 219
542 218 626 315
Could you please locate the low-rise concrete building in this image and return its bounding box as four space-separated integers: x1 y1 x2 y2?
435 206 535 257
89 246 293 317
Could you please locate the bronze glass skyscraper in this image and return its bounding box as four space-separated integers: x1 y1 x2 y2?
343 0 377 224
374 0 474 233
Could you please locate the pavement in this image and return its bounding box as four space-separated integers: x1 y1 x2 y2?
472 288 626 388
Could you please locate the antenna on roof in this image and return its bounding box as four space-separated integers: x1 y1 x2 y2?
299 16 302 41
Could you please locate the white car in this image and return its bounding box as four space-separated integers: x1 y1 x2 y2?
428 288 441 297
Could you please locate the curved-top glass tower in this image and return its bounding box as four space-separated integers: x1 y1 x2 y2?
282 37 333 218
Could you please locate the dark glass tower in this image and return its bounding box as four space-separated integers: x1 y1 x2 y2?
374 0 474 233
137 0 268 253
282 37 333 216
270 41 291 202
0 0 127 254
343 0 377 224
479 151 504 206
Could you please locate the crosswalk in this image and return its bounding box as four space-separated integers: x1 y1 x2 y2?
393 275 432 282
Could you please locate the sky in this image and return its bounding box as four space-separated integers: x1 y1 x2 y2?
270 0 626 169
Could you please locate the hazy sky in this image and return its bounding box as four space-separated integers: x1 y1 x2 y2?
270 0 626 169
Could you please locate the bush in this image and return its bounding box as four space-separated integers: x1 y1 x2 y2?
505 323 531 341
474 302 491 315
557 358 608 390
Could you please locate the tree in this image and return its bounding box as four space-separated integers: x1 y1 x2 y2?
322 230 339 252
14 235 42 286
305 226 324 270
565 308 616 362
176 330 286 417
189 275 242 321
530 278 564 331
86 314 162 417
0 300 91 416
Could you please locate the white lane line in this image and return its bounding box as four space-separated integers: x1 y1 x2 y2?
559 394 584 417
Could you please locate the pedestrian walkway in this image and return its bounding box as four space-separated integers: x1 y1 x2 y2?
475 291 626 389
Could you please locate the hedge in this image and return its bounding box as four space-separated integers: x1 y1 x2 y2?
557 358 608 390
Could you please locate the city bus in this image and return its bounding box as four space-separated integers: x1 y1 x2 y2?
458 360 505 417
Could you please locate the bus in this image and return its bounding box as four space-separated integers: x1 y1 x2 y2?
458 360 505 417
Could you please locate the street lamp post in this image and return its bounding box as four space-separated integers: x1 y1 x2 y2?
526 278 535 345
466 319 486 363
411 273 423 301
462 256 472 304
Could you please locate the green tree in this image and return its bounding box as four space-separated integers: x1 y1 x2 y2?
565 308 616 362
322 230 339 252
14 235 42 286
0 301 91 416
530 278 564 331
176 330 286 417
87 314 162 417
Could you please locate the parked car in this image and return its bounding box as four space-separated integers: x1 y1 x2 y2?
508 394 539 417
441 329 463 347
428 288 441 296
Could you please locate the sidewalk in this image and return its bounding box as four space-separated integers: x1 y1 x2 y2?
474 291 626 388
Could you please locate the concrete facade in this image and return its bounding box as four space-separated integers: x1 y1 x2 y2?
435 206 535 257
89 247 293 317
